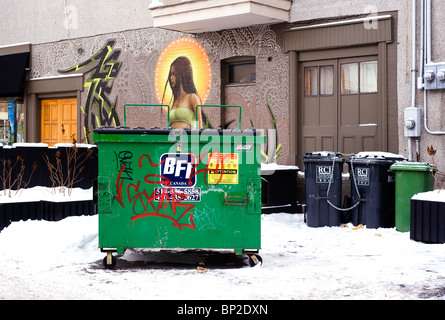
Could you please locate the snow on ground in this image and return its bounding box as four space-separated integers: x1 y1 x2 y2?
1 205 445 300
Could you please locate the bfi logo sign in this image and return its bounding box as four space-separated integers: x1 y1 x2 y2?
160 153 196 187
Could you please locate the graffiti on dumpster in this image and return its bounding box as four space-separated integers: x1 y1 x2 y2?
114 150 229 230
114 151 134 181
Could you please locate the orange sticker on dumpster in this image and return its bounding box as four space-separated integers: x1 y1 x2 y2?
208 153 238 184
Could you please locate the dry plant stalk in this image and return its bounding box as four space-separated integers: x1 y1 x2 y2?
42 134 94 196
0 155 37 197
427 145 445 189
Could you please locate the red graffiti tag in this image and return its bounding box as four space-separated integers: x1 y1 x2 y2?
114 151 226 230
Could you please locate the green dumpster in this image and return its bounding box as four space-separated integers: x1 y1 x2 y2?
390 161 435 232
93 105 264 269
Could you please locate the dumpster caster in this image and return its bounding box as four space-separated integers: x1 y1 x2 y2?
103 252 116 270
248 254 262 267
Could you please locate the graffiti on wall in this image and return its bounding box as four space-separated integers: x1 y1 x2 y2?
59 39 122 143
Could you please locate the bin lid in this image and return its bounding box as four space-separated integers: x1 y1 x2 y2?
302 151 342 158
302 151 344 164
352 151 405 160
390 161 436 172
348 151 406 164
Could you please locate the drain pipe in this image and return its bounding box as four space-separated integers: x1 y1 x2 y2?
422 0 445 135
407 0 417 161
404 0 420 161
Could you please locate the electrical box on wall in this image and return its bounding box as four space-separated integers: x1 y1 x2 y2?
423 63 445 90
404 107 421 137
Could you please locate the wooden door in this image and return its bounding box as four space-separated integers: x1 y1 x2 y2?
298 56 381 167
41 99 77 146
298 60 338 157
338 56 380 154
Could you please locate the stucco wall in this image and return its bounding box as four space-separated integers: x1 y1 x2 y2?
9 0 445 173
30 25 289 163
0 0 154 46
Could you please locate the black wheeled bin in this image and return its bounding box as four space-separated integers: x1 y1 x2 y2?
347 152 406 228
303 152 344 227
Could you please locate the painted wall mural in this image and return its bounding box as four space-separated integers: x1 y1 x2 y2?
32 25 289 164
154 37 212 130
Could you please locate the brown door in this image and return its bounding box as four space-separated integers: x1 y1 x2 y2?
299 59 338 155
338 56 379 154
298 56 380 165
41 99 78 146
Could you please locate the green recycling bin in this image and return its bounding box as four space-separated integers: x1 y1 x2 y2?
390 161 435 232
93 104 264 269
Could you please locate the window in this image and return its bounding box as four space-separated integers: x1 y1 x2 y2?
341 63 359 94
0 101 8 142
360 61 377 93
304 65 334 96
320 66 334 95
304 67 318 96
229 62 256 84
341 61 377 94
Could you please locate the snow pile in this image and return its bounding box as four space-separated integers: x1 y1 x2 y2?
0 186 93 203
1 211 445 300
412 189 445 203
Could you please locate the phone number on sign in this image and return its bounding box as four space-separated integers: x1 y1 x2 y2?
154 187 201 202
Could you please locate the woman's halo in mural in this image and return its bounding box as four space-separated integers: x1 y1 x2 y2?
155 37 212 106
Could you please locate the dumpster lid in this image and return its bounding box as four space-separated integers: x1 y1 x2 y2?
390 161 436 172
93 126 263 136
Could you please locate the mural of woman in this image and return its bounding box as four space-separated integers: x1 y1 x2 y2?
162 56 203 130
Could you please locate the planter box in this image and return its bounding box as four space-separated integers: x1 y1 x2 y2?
261 164 301 214
410 192 445 243
0 199 96 232
0 201 43 231
41 200 96 222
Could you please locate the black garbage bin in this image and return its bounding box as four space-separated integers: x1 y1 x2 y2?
347 152 406 228
303 152 344 227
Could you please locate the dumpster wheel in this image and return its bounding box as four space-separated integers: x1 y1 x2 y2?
103 252 117 270
248 254 263 267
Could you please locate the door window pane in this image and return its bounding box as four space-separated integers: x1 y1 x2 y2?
341 63 358 94
360 61 377 93
304 67 318 96
320 66 334 95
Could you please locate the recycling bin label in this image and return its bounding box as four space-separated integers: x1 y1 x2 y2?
355 167 369 186
316 166 333 183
